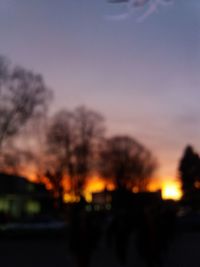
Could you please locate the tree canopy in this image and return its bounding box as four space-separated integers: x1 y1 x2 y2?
0 56 51 149
100 135 157 191
45 106 105 196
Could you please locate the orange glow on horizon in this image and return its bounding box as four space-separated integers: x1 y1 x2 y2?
85 177 115 193
22 169 183 202
84 176 183 201
83 177 115 202
148 177 183 201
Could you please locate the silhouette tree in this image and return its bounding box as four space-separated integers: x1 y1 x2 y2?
179 145 200 199
45 107 105 197
0 145 35 175
100 135 157 191
45 110 75 203
0 55 51 150
73 106 105 193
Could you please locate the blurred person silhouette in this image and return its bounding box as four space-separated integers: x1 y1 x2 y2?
136 203 162 267
106 188 134 265
69 196 102 267
136 201 176 267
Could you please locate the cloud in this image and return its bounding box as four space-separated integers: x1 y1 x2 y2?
105 0 174 23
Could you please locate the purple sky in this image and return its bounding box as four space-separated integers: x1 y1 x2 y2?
0 0 200 179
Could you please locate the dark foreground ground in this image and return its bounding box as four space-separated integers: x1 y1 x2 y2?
0 230 200 267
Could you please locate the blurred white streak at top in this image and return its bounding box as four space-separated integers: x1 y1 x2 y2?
105 0 174 22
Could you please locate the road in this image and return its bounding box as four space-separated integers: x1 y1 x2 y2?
0 231 199 267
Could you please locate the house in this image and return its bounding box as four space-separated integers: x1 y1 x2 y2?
0 173 54 221
91 188 162 211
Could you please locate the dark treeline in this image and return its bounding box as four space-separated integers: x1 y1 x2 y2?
0 55 157 199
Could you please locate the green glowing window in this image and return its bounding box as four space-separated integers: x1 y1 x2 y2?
0 198 10 212
26 201 41 214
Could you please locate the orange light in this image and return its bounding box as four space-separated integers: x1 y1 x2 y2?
195 181 200 189
83 177 115 202
20 168 183 202
147 180 161 193
148 177 183 201
63 193 80 203
162 180 182 200
132 186 139 193
62 176 71 191
85 177 107 193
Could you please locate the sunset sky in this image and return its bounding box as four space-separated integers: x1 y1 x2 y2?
0 0 200 180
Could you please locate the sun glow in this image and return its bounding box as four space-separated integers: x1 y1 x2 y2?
162 180 182 200
148 177 183 201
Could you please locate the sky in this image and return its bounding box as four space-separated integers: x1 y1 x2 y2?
0 0 200 179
